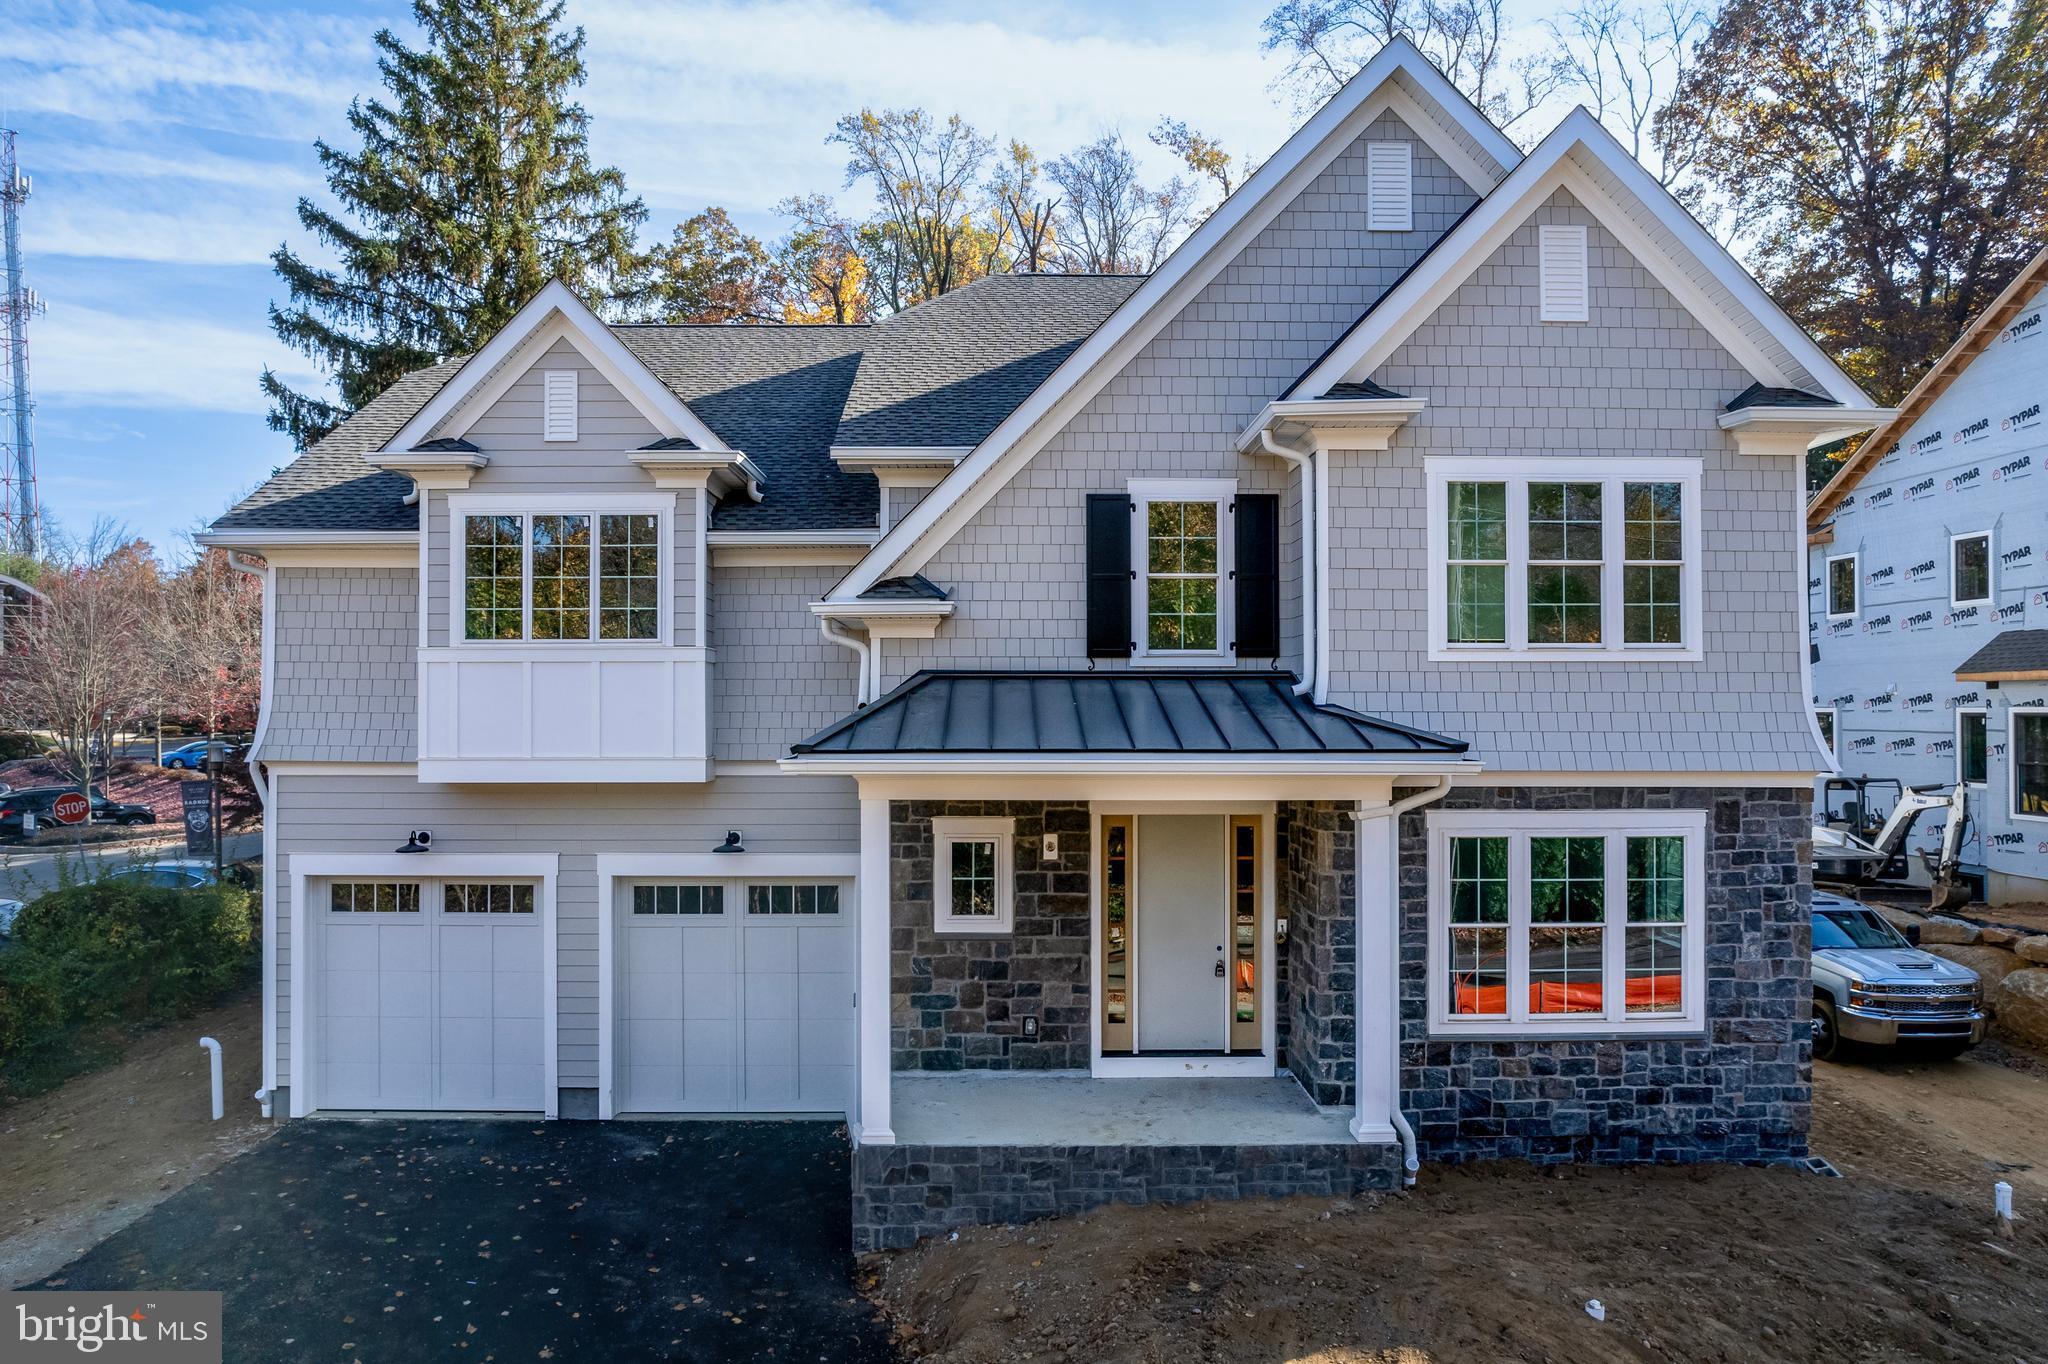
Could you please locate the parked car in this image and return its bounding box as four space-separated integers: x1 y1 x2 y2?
0 786 156 839
160 741 241 770
1811 892 1987 1060
104 859 218 890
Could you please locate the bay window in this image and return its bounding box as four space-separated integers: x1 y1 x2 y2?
1427 458 1702 660
1428 809 1706 1035
456 499 667 643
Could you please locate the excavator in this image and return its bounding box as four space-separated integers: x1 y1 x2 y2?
1812 777 1974 912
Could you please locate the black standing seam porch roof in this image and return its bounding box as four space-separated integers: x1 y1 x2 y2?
789 671 1470 757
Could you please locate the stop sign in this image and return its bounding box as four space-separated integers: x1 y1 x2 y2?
51 791 90 825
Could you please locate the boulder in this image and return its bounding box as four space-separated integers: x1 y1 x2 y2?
2016 935 2048 965
1926 943 2022 993
1993 969 2048 1051
1980 925 2021 947
1916 916 1982 946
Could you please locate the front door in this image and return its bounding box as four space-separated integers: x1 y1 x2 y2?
1134 815 1229 1051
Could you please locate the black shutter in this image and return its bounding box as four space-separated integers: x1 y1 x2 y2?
1233 493 1280 658
1085 493 1133 658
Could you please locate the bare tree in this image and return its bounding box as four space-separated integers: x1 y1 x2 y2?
0 523 160 808
153 543 263 747
1049 133 1199 274
991 142 1061 273
830 108 996 310
1546 0 1711 182
1262 0 1562 136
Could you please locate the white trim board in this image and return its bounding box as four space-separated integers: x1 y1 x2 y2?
825 37 1522 601
287 853 561 1120
1292 109 1875 406
383 281 731 454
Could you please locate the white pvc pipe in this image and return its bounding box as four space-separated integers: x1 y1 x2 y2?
818 617 871 706
199 1036 223 1121
1996 1180 2015 1222
1256 430 1316 696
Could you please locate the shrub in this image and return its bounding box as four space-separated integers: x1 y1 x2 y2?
0 879 257 1097
0 731 44 762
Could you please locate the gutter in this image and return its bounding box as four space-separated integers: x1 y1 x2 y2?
818 617 873 706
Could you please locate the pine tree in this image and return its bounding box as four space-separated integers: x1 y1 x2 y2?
262 0 647 450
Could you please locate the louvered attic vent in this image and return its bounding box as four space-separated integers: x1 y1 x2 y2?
1538 224 1589 322
543 370 578 441
1366 142 1412 232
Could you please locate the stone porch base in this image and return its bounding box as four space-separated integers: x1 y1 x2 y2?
852 1141 1399 1251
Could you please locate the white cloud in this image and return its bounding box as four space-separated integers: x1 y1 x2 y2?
32 303 318 415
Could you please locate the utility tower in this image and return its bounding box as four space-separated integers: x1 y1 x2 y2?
0 129 41 558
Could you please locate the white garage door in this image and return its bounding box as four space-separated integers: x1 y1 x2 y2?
616 879 854 1114
317 879 545 1112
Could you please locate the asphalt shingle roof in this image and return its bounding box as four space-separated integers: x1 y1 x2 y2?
790 670 1470 757
1726 381 1838 411
831 274 1143 448
858 574 948 602
1322 379 1408 400
1955 630 2048 678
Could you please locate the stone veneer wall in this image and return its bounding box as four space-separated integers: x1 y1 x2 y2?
1279 801 1356 1106
852 1142 1399 1252
1397 786 1813 1164
891 801 1092 1070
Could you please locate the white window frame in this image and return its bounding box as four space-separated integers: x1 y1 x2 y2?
932 816 1016 935
448 492 672 647
1956 706 1988 786
1825 551 1859 622
1425 808 1708 1038
1425 457 1703 661
1950 530 1992 609
1129 477 1237 666
1365 141 1413 231
2010 708 2048 824
1815 707 1838 761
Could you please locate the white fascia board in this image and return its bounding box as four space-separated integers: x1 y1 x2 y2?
1234 397 1428 450
383 280 731 453
780 755 1482 777
1295 108 1879 407
1716 405 1895 445
199 529 418 549
705 529 879 547
825 37 1519 602
811 599 955 620
830 446 972 471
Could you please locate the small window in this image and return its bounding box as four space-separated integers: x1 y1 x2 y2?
1815 708 1837 760
1429 812 1704 1035
1538 224 1589 322
1130 480 1234 662
1826 553 1858 620
932 816 1015 934
1958 708 1988 785
1365 141 1412 231
631 883 725 916
1446 481 1508 644
442 882 536 914
1952 532 1991 608
543 370 578 441
2013 712 2048 820
746 884 841 916
329 882 421 914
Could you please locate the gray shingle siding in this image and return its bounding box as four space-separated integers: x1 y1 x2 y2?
266 567 417 762
896 116 1474 684
709 563 860 761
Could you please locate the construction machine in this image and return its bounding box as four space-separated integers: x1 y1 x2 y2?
1812 777 1974 912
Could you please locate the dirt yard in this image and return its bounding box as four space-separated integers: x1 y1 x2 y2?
868 1053 2048 1363
0 990 271 1287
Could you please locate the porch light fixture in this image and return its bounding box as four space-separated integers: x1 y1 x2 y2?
395 830 433 854
713 830 745 854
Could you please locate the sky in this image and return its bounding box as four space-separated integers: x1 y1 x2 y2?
0 0 1566 557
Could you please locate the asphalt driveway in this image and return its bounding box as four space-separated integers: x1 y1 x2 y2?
27 1119 900 1363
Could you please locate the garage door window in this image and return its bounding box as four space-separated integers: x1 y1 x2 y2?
329 882 421 913
747 883 840 915
632 884 724 915
442 882 536 914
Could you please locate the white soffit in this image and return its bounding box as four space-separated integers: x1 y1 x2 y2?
1293 108 1876 408
382 279 731 454
826 37 1521 601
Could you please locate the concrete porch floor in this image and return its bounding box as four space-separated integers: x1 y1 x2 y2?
890 1072 1356 1146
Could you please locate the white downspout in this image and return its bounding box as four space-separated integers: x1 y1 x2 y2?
694 484 710 649
1257 430 1316 697
226 551 275 1117
1352 774 1454 1185
820 617 872 706
1313 443 1333 706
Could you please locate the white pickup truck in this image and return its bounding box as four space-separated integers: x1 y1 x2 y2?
1811 893 1986 1061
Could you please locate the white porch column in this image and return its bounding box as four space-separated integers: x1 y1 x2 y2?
1350 798 1399 1143
856 793 895 1145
